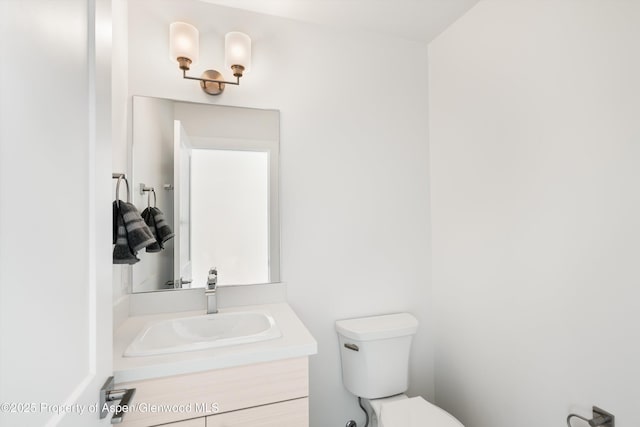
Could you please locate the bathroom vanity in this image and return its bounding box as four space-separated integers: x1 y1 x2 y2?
113 303 316 427
114 98 310 426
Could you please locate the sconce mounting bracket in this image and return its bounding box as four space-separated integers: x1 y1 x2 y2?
200 70 225 95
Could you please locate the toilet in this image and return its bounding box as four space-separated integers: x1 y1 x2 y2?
336 313 464 427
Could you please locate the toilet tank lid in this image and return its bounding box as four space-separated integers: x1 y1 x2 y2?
335 313 418 341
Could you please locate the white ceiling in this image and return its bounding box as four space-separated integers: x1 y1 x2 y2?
199 0 480 42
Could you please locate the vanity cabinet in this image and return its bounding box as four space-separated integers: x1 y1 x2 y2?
205 398 307 426
116 357 309 427
162 419 205 427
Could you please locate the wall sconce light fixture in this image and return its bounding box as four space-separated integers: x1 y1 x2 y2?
170 22 251 96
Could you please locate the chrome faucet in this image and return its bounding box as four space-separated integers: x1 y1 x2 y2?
205 267 218 314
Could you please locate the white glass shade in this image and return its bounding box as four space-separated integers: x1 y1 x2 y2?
225 31 251 71
170 22 199 64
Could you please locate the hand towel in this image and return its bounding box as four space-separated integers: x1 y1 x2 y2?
113 203 139 264
141 207 162 253
119 201 156 252
150 207 175 244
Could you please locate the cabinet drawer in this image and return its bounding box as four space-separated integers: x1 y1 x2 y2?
117 357 308 427
157 418 205 427
206 398 308 427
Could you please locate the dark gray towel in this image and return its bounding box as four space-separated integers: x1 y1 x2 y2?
150 207 175 244
141 207 162 253
119 202 156 252
113 203 139 264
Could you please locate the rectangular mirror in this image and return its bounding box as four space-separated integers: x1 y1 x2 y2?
131 96 279 293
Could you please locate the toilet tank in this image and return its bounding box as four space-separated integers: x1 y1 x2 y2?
336 313 418 399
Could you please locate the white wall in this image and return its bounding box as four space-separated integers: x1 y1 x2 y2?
429 1 640 426
127 1 432 425
173 102 279 142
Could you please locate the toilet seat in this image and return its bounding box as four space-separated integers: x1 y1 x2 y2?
379 397 464 427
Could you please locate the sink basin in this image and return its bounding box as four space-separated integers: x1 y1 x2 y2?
124 312 281 357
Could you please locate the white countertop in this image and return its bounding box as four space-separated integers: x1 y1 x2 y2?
113 303 317 383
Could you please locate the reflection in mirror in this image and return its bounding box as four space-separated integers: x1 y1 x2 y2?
192 150 269 287
131 96 279 293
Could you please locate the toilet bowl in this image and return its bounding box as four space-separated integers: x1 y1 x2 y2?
378 396 464 427
361 394 463 427
336 313 465 427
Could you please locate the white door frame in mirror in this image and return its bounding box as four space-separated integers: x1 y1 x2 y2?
188 132 280 287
